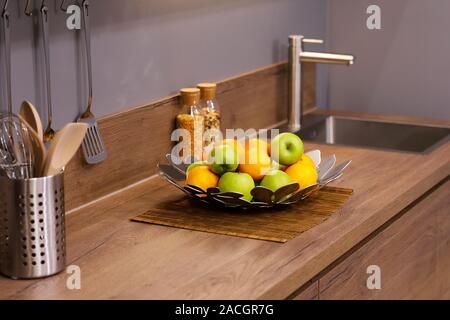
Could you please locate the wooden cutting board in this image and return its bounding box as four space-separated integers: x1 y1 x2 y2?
132 186 353 243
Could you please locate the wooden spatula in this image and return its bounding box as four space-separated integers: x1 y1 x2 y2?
19 101 44 142
43 123 88 177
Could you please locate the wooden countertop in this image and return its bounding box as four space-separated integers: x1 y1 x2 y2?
1 111 449 300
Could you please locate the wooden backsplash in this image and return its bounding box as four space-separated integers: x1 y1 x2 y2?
65 62 316 210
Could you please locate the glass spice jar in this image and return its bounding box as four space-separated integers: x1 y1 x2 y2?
198 83 221 149
176 88 204 160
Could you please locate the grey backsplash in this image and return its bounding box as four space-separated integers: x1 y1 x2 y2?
327 0 450 120
1 0 328 129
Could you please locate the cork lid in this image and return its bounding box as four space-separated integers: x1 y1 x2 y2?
180 88 200 105
197 83 217 100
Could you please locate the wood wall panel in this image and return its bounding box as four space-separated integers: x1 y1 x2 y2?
64 62 317 210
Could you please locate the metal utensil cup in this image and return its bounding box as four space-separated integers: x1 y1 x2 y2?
0 173 66 279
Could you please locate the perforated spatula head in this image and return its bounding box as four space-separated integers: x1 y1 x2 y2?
78 114 107 164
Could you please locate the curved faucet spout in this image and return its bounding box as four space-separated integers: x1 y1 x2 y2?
288 35 355 132
300 51 354 65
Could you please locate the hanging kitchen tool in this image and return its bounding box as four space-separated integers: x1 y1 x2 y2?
60 0 69 12
0 1 18 178
2 0 12 115
40 1 55 144
24 0 33 16
77 0 107 164
19 100 44 141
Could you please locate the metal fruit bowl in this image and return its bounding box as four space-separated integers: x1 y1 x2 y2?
158 150 351 209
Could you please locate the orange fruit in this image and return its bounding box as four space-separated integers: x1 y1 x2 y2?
239 147 272 180
285 161 318 190
245 138 270 155
299 154 316 168
186 166 219 191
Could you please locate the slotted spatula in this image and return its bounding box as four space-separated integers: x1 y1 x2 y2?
78 0 107 164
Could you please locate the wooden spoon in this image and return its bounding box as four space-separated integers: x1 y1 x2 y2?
18 115 46 177
19 101 44 142
43 123 89 177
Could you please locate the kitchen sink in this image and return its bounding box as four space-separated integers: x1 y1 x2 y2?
297 114 450 153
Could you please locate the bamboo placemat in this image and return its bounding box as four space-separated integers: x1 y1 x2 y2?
132 186 353 243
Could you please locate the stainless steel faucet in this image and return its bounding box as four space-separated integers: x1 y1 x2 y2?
288 35 355 132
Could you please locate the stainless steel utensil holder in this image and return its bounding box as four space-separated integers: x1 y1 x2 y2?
0 173 66 279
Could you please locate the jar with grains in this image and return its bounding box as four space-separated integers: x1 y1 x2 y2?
198 83 221 150
176 88 204 160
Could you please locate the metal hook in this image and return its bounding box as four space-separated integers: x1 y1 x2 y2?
24 0 48 17
2 0 9 16
24 0 33 16
60 0 88 13
60 0 68 12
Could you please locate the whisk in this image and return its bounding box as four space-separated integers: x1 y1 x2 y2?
0 114 35 179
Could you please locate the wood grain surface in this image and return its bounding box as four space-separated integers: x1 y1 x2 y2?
64 62 317 211
319 179 450 300
291 281 319 300
132 187 353 243
1 110 448 300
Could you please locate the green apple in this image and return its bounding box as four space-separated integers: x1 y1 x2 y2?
270 133 304 166
186 161 207 173
208 144 239 175
218 172 255 201
260 170 293 192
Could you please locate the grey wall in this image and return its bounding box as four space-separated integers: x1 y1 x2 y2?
2 0 328 129
327 0 450 119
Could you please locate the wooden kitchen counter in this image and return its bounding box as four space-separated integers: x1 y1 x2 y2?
1 112 449 300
